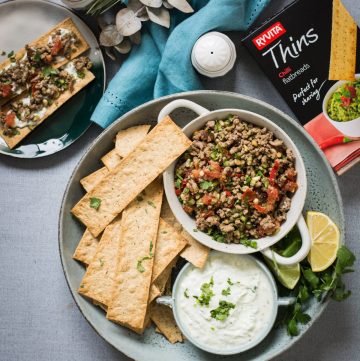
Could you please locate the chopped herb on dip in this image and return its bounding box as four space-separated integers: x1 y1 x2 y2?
90 197 101 210
178 253 275 351
210 300 236 321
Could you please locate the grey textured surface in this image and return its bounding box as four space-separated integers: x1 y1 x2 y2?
0 1 359 361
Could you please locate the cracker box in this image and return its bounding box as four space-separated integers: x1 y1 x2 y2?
242 0 360 174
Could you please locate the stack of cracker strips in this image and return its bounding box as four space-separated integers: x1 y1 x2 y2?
71 117 209 344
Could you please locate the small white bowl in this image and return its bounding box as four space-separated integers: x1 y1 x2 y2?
323 74 360 137
157 252 295 355
158 99 311 266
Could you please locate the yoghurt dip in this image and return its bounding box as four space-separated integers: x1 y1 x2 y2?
175 253 275 352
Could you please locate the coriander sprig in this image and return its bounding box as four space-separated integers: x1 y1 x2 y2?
286 245 355 336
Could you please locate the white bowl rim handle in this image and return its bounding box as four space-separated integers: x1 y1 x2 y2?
157 99 210 123
261 214 311 266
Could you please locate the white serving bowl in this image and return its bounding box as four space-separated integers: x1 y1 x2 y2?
157 252 295 355
323 74 360 137
159 99 311 266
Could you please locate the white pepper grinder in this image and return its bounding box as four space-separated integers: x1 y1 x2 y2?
191 32 237 78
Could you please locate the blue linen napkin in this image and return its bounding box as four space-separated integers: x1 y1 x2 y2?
91 0 270 128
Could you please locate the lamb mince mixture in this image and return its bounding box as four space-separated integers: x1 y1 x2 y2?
175 115 298 247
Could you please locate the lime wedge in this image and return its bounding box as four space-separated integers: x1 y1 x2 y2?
264 257 300 290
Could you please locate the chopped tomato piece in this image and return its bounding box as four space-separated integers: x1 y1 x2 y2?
233 173 243 178
183 205 194 214
225 190 232 197
175 188 181 196
242 188 257 202
0 84 11 98
4 111 16 127
269 159 280 186
44 54 53 63
192 169 200 179
204 161 222 179
283 180 298 193
285 168 296 181
266 186 279 204
203 210 214 218
340 96 351 107
347 85 356 98
202 195 213 205
51 37 63 56
253 204 267 213
181 179 187 188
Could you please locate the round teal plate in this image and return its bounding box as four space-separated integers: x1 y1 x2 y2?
0 0 105 158
59 91 344 361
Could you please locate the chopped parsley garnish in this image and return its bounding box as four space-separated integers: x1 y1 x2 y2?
90 197 101 210
240 238 257 249
210 326 215 331
136 241 154 273
227 278 234 286
193 277 215 306
33 51 41 62
42 66 58 77
184 288 190 298
221 287 231 296
7 50 14 58
210 300 235 321
147 201 156 208
77 71 85 79
199 181 213 190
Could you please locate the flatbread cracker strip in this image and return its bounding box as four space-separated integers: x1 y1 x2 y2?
80 167 109 192
101 149 122 170
78 217 122 306
115 124 151 158
161 199 183 232
81 125 151 189
152 218 187 283
1 67 95 149
0 18 90 106
71 116 192 237
180 230 210 268
106 179 163 333
150 303 183 344
148 257 176 304
73 228 99 265
329 0 357 81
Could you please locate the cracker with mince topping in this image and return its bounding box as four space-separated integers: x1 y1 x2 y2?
106 179 163 333
1 63 95 149
0 17 89 107
71 116 192 237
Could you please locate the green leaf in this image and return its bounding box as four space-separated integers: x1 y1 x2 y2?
175 179 181 189
298 284 309 303
184 288 190 298
221 287 231 296
7 50 14 58
42 66 58 77
77 71 85 79
136 259 145 273
335 246 356 275
227 278 234 286
200 181 213 190
302 268 320 289
287 318 299 336
90 197 101 210
296 312 311 325
210 300 235 321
